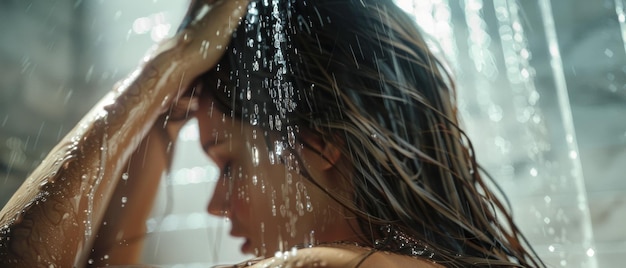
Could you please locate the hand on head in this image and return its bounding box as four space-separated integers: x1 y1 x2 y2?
150 0 250 133
141 0 247 113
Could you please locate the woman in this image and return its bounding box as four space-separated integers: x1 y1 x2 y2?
0 0 544 267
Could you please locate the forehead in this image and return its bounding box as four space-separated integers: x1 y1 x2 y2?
196 97 275 145
196 98 242 136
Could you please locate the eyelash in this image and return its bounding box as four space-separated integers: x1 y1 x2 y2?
222 162 232 180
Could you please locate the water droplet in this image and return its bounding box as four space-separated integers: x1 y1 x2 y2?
305 195 313 212
250 113 259 126
297 202 304 216
275 117 282 131
308 230 316 246
200 40 210 58
274 141 284 157
287 126 296 148
269 152 276 165
586 248 595 257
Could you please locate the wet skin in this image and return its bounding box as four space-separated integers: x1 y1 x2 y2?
0 0 250 266
196 97 362 257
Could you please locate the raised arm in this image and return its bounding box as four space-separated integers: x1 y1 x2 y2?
0 1 248 267
86 100 193 266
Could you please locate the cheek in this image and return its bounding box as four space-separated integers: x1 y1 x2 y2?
230 174 272 221
234 138 330 233
230 170 287 230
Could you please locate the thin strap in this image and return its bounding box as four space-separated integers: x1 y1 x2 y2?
353 247 379 268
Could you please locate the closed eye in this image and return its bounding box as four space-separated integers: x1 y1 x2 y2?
222 162 232 180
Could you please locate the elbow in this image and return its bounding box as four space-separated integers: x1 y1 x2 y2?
0 225 76 268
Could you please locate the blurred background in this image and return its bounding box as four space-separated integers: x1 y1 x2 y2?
0 0 624 267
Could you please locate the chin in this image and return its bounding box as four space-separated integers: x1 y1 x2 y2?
241 238 254 255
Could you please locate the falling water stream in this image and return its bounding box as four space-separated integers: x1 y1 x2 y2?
537 1 597 266
617 0 626 54
397 0 603 267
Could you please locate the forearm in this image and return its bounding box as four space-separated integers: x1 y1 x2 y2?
88 117 177 266
0 57 180 267
0 1 249 266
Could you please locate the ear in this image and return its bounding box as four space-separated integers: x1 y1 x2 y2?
299 133 353 198
300 133 342 171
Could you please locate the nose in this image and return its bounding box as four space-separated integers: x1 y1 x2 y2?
207 176 231 217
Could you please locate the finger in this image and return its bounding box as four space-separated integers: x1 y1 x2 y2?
145 0 248 113
171 0 249 77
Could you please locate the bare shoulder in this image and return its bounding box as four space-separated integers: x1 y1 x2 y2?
250 245 443 268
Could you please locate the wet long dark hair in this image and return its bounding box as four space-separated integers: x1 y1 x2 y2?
199 0 544 267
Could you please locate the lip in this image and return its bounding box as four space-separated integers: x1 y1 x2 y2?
230 230 252 254
241 238 252 254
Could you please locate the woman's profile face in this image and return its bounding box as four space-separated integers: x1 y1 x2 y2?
195 96 355 257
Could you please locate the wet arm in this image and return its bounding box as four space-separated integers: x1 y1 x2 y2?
87 93 196 266
0 1 248 266
87 116 180 266
0 56 186 267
